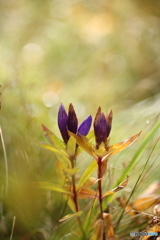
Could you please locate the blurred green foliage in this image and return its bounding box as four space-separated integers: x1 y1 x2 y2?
0 0 160 239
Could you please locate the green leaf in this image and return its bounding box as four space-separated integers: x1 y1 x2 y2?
37 182 72 195
42 124 65 149
64 167 80 175
60 233 75 240
59 211 82 222
77 160 97 191
90 219 104 240
35 140 67 155
83 198 98 238
66 136 76 157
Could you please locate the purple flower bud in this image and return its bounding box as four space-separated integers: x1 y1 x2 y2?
78 115 92 136
67 103 78 134
58 103 92 144
58 104 69 144
106 110 113 137
94 107 112 149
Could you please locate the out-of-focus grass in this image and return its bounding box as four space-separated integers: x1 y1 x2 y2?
0 0 160 239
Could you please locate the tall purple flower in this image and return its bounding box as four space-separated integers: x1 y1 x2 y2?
94 107 112 149
58 103 92 144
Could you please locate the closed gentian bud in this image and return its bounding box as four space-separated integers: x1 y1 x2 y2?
94 107 112 149
67 103 78 134
78 115 92 136
106 110 113 137
58 104 69 144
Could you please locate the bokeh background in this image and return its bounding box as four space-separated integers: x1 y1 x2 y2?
0 0 160 239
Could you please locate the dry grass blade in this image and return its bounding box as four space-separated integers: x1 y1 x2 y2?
0 126 8 196
0 84 1 110
10 216 16 240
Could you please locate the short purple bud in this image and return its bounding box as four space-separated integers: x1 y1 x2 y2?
94 107 112 149
78 115 92 136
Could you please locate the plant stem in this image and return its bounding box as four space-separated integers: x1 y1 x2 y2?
98 157 103 220
71 157 86 240
98 157 106 240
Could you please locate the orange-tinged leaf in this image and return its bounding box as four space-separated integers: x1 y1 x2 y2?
118 196 159 216
37 182 72 195
59 211 82 222
82 177 99 188
106 132 141 158
102 176 129 199
78 188 98 199
90 219 104 240
103 213 115 238
133 197 158 212
68 130 98 159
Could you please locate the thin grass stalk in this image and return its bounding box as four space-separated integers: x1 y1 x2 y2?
10 216 16 240
105 120 160 204
0 126 8 196
115 137 159 230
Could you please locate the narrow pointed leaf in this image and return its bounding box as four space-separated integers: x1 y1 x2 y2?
60 233 75 240
68 130 98 159
82 177 99 188
102 176 129 199
66 136 76 157
108 132 141 157
64 167 80 175
103 213 115 238
37 182 72 195
55 161 66 185
78 188 98 199
35 140 67 156
77 160 97 191
133 197 158 212
42 124 65 149
90 219 104 240
59 211 82 222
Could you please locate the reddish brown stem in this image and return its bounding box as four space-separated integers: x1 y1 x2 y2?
70 158 86 239
98 157 106 240
98 157 103 219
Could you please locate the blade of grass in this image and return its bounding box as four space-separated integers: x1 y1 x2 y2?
10 216 16 240
115 137 159 231
105 120 160 204
116 120 160 185
0 126 8 196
